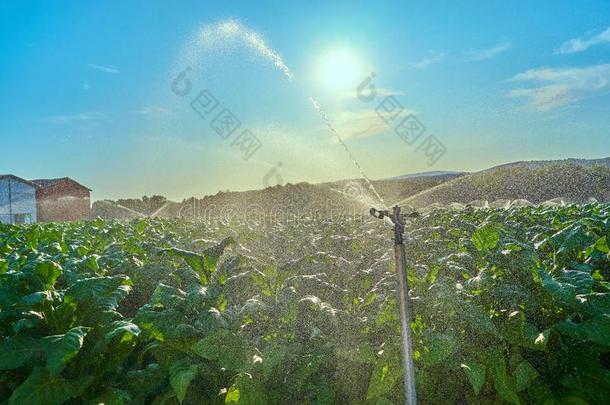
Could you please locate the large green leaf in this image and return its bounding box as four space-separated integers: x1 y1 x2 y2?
471 223 501 251
125 363 166 398
484 346 520 405
555 314 610 346
225 373 267 405
538 269 576 308
32 261 63 290
169 360 199 404
191 328 246 370
261 342 290 380
151 283 187 308
90 388 132 405
0 335 41 370
203 236 235 268
64 275 132 316
366 354 403 400
422 332 458 366
42 326 90 374
9 367 76 405
515 360 538 392
160 237 234 285
461 362 485 395
557 269 593 295
160 248 212 284
556 224 595 255
593 236 610 253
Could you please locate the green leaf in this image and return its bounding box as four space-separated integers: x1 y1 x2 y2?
557 269 593 295
261 343 290 380
159 248 213 284
169 360 199 404
90 388 132 405
203 237 235 270
225 386 240 404
576 293 610 318
366 354 403 400
104 320 141 343
191 329 246 370
125 363 166 398
555 314 610 346
0 335 41 370
484 346 520 405
151 283 187 308
159 238 234 285
422 332 458 366
9 367 75 405
65 275 132 315
471 223 501 251
456 298 499 337
32 261 63 290
461 362 485 395
225 373 266 405
538 269 576 308
515 361 538 392
556 224 594 254
42 326 90 374
593 236 610 253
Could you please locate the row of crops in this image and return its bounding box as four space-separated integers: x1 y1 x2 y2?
1 204 609 404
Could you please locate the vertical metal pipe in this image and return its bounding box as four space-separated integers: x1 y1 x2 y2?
369 205 418 404
393 207 417 405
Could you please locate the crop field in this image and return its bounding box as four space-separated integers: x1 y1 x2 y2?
1 204 609 404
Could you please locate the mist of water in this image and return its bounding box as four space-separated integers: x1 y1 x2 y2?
178 18 387 209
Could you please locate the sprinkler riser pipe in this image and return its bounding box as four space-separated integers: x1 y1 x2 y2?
395 242 417 405
371 205 417 404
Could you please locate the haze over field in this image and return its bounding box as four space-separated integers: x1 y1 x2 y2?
1 1 609 200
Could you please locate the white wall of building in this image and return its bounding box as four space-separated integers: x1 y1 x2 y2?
0 178 37 224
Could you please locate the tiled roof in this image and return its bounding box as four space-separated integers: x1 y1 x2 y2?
31 177 92 191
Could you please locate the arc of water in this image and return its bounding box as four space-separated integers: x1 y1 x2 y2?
183 19 387 209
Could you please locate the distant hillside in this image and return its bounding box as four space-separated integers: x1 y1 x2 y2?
389 170 465 180
92 158 610 219
92 173 460 220
368 172 465 204
154 172 461 219
402 159 610 207
492 157 610 171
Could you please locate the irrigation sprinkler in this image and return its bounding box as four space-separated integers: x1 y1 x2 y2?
370 205 417 405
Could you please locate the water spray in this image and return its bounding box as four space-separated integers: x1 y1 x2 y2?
178 18 388 209
370 205 417 405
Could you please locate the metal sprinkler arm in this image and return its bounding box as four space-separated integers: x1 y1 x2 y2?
369 206 406 244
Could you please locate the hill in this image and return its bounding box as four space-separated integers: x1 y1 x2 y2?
154 172 462 220
92 173 462 220
91 157 610 219
401 159 610 208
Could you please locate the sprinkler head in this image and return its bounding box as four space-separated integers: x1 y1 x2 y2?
371 206 408 245
369 207 389 219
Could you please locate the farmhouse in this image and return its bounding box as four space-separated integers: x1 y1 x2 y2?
0 175 38 224
0 175 91 224
32 178 92 222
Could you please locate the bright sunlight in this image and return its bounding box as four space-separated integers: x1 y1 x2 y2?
315 47 366 92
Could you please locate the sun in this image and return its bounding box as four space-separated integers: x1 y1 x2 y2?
316 48 365 92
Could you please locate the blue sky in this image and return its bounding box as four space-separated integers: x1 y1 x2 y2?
1 0 609 200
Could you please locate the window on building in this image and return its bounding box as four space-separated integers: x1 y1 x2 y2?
13 213 32 224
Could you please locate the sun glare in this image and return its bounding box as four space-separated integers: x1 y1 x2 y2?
316 48 365 92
